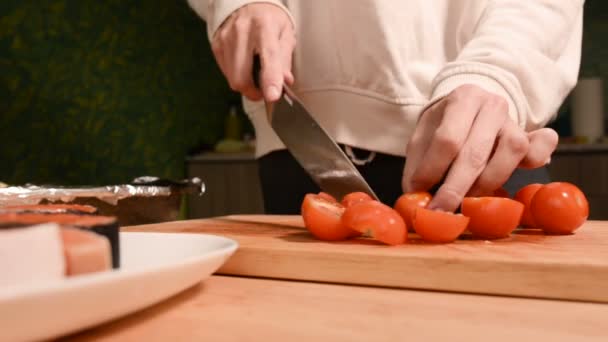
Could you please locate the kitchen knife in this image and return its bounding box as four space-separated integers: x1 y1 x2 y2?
252 56 379 201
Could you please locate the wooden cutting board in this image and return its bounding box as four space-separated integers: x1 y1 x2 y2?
124 215 608 303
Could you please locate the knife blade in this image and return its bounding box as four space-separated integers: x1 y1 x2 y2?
252 56 379 201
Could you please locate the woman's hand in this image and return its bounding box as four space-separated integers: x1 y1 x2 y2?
402 84 558 212
211 3 295 102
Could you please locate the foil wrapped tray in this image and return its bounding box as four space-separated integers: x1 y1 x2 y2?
0 177 205 226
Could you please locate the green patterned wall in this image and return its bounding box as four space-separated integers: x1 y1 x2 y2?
0 0 238 185
580 0 608 79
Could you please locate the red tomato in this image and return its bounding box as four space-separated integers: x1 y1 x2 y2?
342 200 407 246
301 194 357 241
530 182 589 235
461 197 524 239
412 207 469 243
341 191 373 208
317 192 337 203
394 191 432 232
513 183 543 227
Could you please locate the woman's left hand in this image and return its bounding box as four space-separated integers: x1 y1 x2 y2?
402 84 558 212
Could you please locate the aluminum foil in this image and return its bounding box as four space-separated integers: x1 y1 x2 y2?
0 177 205 206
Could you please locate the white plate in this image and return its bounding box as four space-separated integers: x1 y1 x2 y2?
0 231 238 342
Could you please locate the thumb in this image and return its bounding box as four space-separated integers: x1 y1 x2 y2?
519 128 558 169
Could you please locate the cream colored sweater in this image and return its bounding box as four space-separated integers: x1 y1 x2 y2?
188 0 584 158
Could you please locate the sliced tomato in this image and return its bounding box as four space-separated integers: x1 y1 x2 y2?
530 182 589 235
412 207 469 243
341 200 407 246
513 183 543 227
301 194 357 241
461 197 524 239
317 192 337 203
394 191 432 232
341 191 374 208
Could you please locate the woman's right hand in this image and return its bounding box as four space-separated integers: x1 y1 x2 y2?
211 3 296 102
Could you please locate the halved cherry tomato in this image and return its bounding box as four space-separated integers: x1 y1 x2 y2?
301 194 357 241
394 191 432 232
317 192 337 203
412 207 469 243
461 197 524 239
514 183 543 227
341 191 373 208
341 200 407 245
530 182 589 235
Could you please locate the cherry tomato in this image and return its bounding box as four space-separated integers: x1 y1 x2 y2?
341 191 373 208
394 191 432 232
530 182 589 235
461 197 524 239
412 207 469 243
301 194 357 241
317 192 337 203
342 200 407 245
513 183 543 227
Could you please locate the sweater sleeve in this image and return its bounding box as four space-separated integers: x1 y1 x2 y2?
187 0 294 40
428 0 584 131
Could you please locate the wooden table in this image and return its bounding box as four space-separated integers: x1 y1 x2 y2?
62 216 608 341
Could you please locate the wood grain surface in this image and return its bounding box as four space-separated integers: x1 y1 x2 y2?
64 275 608 341
124 215 608 303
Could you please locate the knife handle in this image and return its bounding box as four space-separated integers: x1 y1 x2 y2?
252 54 261 90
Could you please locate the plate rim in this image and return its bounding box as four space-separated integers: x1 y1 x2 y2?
0 231 239 301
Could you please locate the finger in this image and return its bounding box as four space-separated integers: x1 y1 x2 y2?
227 18 262 101
468 119 529 196
211 29 229 80
407 94 481 191
279 27 296 86
429 97 508 211
519 128 558 169
258 24 285 102
402 100 445 193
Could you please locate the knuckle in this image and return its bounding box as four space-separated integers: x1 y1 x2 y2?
233 17 249 33
486 95 508 112
261 46 278 59
251 12 274 30
464 143 491 170
433 129 462 156
505 131 529 156
217 28 230 42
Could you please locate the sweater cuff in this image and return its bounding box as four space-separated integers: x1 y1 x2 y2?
206 0 294 38
428 66 524 128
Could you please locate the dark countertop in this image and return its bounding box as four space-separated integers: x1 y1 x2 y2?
555 143 608 153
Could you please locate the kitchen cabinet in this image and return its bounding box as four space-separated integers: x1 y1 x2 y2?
186 152 264 218
187 145 608 219
546 145 608 219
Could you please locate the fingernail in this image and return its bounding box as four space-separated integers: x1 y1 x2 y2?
266 86 280 100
